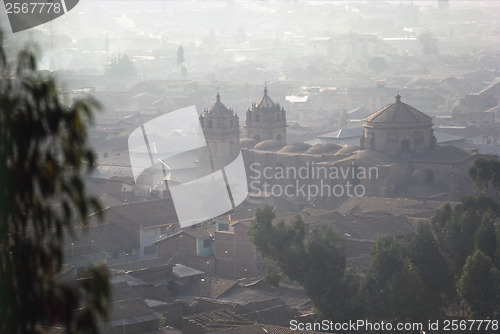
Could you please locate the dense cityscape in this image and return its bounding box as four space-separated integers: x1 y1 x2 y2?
1 1 500 333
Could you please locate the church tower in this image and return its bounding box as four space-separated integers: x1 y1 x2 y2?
199 93 240 173
246 87 286 143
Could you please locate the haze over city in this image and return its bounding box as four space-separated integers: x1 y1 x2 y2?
1 1 500 333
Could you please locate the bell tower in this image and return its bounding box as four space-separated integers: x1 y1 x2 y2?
199 93 240 172
246 87 286 143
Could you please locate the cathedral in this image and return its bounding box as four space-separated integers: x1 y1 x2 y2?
241 94 488 207
198 90 487 209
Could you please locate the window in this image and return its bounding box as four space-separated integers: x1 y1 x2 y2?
217 223 229 231
203 238 211 248
144 245 157 255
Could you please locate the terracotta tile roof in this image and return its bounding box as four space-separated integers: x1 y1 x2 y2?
187 278 238 298
479 82 500 96
154 225 216 244
411 144 474 163
218 282 311 312
210 323 332 334
183 309 252 331
109 257 171 272
107 199 179 228
335 196 448 219
64 222 139 255
235 298 300 326
109 298 162 325
111 281 141 302
128 265 175 285
364 95 432 123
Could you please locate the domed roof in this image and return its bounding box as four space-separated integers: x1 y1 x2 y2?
278 142 311 154
364 95 431 124
240 138 258 149
335 145 360 156
255 87 276 109
306 142 342 155
206 93 233 115
253 140 286 152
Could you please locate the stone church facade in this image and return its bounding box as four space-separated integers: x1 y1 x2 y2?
240 95 490 208
197 91 489 209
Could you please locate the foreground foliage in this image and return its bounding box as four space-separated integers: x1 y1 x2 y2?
249 158 500 322
0 32 110 333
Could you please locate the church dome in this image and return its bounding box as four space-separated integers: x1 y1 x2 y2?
335 145 360 156
240 138 258 149
364 95 432 125
278 142 311 154
362 95 434 155
253 140 286 152
306 142 342 155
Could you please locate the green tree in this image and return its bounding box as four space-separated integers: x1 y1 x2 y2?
458 250 500 318
469 157 500 199
0 33 110 332
263 264 282 288
248 206 357 320
431 195 499 277
104 54 136 80
474 212 497 261
360 236 428 321
407 223 453 315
